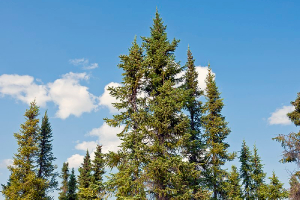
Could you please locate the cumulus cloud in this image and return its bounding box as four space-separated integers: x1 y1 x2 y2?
48 72 98 119
268 105 294 125
0 74 50 107
99 82 122 113
0 72 99 119
75 141 98 154
67 154 84 169
0 159 13 168
69 58 99 70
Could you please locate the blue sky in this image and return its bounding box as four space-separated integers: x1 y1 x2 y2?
0 0 300 198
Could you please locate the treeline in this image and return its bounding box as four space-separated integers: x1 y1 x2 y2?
1 10 299 200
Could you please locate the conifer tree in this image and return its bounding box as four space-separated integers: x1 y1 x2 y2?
78 150 92 199
141 10 208 199
239 140 253 200
2 101 47 199
68 168 78 200
183 47 205 196
105 37 147 199
59 162 70 200
202 66 235 199
251 145 267 199
267 172 289 199
224 166 243 200
37 111 58 198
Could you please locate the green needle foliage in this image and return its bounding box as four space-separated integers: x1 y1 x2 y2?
251 145 267 199
202 66 235 199
224 166 242 200
105 37 147 199
59 162 70 200
68 168 78 200
267 172 289 199
2 101 47 199
37 111 58 198
78 150 92 199
239 140 253 200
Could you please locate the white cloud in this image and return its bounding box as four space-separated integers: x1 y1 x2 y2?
0 74 50 107
99 82 121 113
0 159 13 168
88 122 124 154
48 72 98 119
268 105 294 125
175 66 214 91
67 154 84 169
75 141 98 154
69 58 99 70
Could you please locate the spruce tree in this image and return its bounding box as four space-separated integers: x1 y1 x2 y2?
2 101 47 199
251 145 267 199
105 37 147 199
202 66 235 199
183 47 205 196
59 162 70 200
267 172 289 199
239 140 253 200
224 166 243 200
78 150 92 199
68 168 78 200
37 111 58 198
141 10 208 199
91 145 106 199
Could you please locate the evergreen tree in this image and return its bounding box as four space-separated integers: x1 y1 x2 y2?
239 140 253 200
267 172 289 199
78 150 92 199
183 47 205 196
2 101 47 199
202 66 235 199
59 162 70 200
105 37 147 199
251 145 267 199
37 111 58 198
91 145 106 199
289 172 300 199
68 168 78 200
224 166 243 200
141 10 208 199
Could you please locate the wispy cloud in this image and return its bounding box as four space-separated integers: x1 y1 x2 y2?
69 58 99 70
268 105 294 125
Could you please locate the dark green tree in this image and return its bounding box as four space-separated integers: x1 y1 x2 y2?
91 145 106 199
2 101 47 199
183 47 205 196
105 37 147 199
68 168 78 200
141 11 209 199
78 150 92 199
37 111 58 198
239 140 253 200
59 162 70 200
202 66 235 199
267 172 289 199
224 166 243 200
251 145 267 199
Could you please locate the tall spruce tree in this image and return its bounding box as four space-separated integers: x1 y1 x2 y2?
37 111 58 198
2 101 47 199
105 37 147 199
78 150 92 199
68 168 78 200
202 66 235 199
141 10 208 199
267 172 289 199
239 140 253 200
183 47 205 196
59 162 70 200
224 166 243 200
91 145 106 199
251 145 267 199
